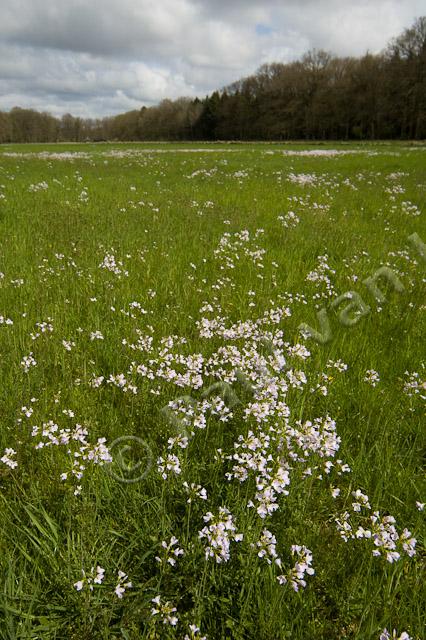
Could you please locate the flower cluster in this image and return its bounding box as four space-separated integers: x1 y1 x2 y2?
182 481 208 503
252 529 281 566
31 420 112 492
74 567 131 598
380 630 412 640
155 536 185 567
335 492 417 563
403 370 425 400
157 453 181 480
277 545 315 591
151 595 178 626
98 252 128 277
364 369 380 387
199 508 243 563
184 624 207 640
278 211 300 229
74 566 105 592
1 448 17 469
114 570 132 598
20 352 37 373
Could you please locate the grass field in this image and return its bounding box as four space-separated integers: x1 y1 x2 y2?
0 141 424 640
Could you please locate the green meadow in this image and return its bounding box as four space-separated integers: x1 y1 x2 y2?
0 142 424 639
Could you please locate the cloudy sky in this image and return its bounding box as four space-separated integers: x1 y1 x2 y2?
0 0 423 118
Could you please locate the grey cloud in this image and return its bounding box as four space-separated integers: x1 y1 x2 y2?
0 0 423 118
0 0 252 63
0 43 199 117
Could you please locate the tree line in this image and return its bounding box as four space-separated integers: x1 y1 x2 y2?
0 16 425 143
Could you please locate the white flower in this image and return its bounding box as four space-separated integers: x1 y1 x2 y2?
90 330 104 341
74 566 105 592
1 448 17 469
21 353 37 373
351 489 371 512
157 454 181 479
89 375 104 388
380 629 412 640
184 624 207 639
183 481 207 503
151 595 178 626
364 369 380 387
199 507 243 563
253 529 281 566
62 339 76 351
114 570 132 598
155 536 184 567
277 545 314 591
94 566 105 584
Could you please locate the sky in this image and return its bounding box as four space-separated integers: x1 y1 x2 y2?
0 0 424 119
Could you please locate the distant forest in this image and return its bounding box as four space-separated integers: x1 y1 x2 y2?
1 17 425 142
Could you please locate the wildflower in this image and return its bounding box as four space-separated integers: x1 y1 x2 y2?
1 448 17 469
98 253 128 277
184 624 207 639
21 353 37 373
62 339 76 351
89 375 104 388
380 629 412 640
277 545 314 591
114 570 132 598
364 369 380 386
287 343 310 359
157 454 181 479
167 434 189 449
403 371 425 399
351 489 371 512
151 595 178 626
85 438 112 465
253 529 282 566
94 566 105 584
199 507 243 563
339 507 417 562
183 481 207 503
90 331 104 341
155 536 184 567
21 406 33 418
326 359 348 372
74 566 105 592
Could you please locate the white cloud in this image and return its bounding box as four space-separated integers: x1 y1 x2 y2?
0 0 423 117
